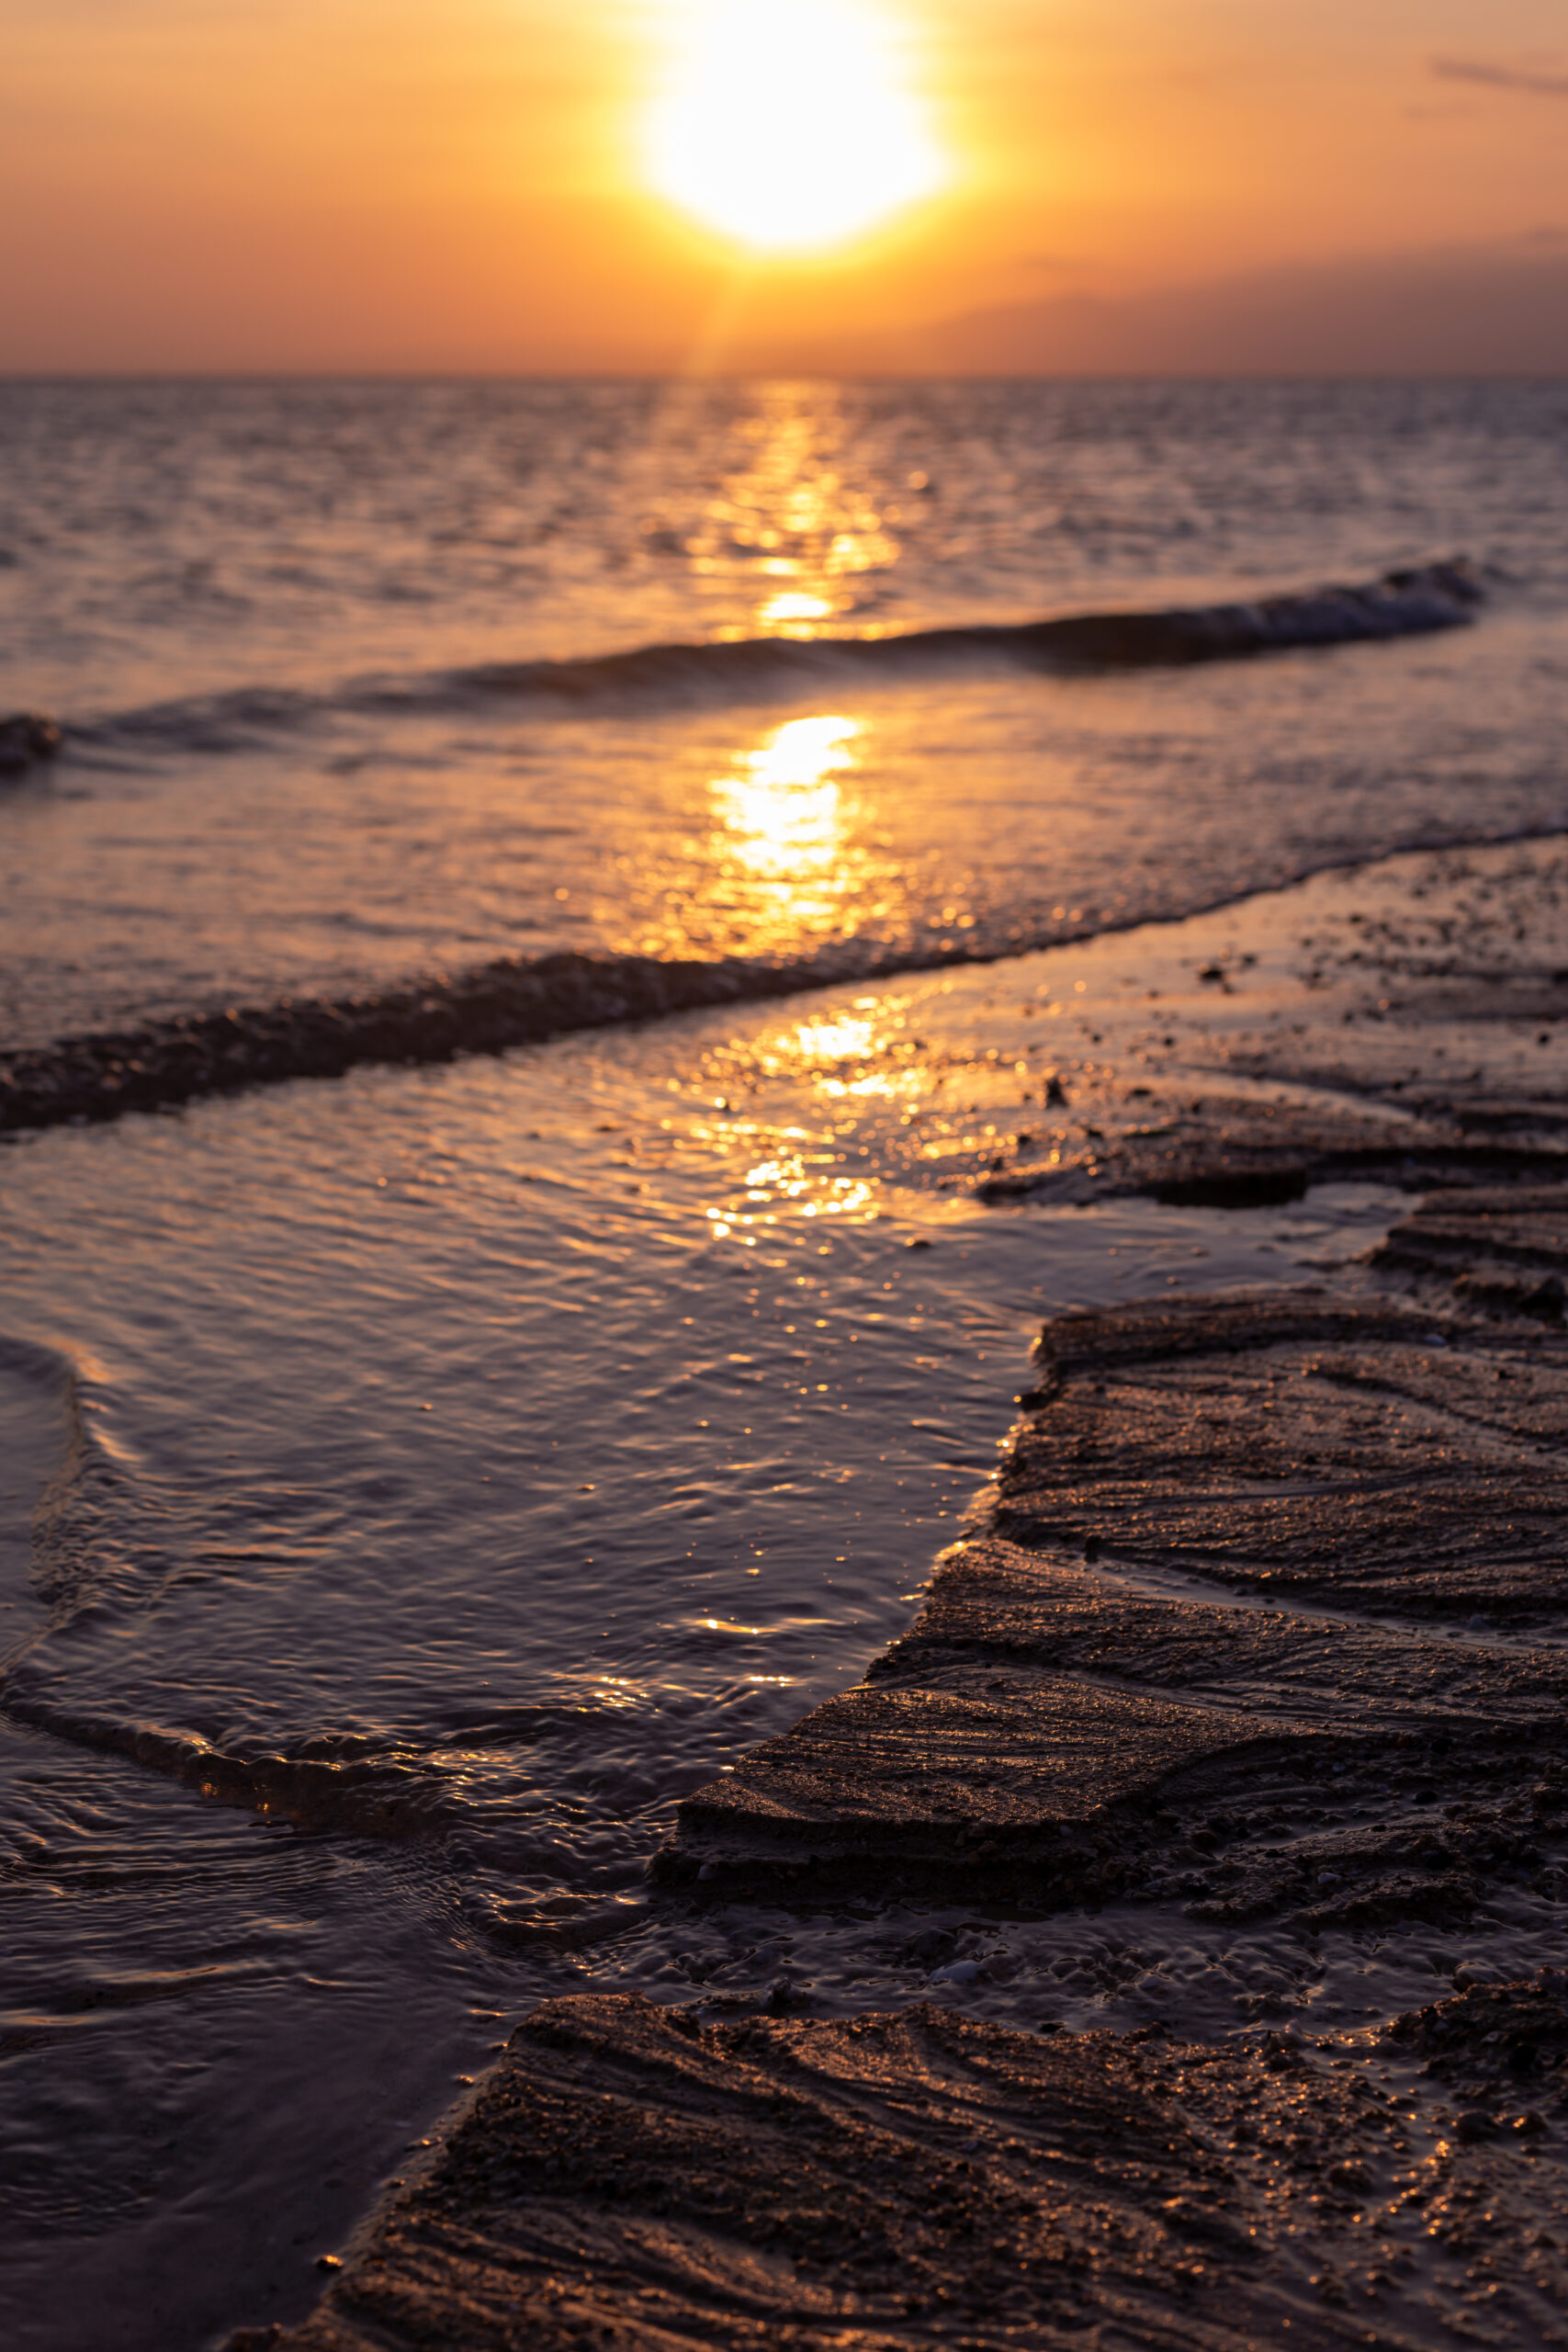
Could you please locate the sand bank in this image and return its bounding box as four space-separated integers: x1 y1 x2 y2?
239 838 1568 2349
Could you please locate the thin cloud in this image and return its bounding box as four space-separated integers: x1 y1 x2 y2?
1430 54 1568 99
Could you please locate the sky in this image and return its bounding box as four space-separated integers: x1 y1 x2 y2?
3 0 1566 371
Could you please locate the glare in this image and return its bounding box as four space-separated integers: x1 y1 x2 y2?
750 712 857 790
760 591 834 627
671 706 903 967
645 0 948 253
794 1013 876 1060
714 713 857 888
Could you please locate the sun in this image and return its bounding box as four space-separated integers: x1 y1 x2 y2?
644 0 948 254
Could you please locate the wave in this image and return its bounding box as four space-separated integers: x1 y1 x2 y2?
1 1691 457 1838
0 555 1496 1135
0 712 62 774
418 557 1483 713
36 557 1483 760
0 809 1546 1140
0 944 912 1135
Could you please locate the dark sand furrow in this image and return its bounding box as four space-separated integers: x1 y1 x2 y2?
994 1296 1568 1625
978 1103 1568 1210
874 1539 1568 1716
243 1242 1568 2349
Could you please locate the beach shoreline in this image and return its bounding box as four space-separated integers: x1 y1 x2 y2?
230 835 1568 2350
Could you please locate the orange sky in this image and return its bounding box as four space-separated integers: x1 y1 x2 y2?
2 0 1565 369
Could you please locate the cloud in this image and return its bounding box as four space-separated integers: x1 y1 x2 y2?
1430 55 1568 99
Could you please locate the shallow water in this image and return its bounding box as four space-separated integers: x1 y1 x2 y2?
2 379 1566 2347
0 945 1396 2349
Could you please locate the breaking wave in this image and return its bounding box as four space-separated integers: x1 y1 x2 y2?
60 558 1483 758
0 558 1498 1136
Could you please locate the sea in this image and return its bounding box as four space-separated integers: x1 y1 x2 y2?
1 377 1565 2349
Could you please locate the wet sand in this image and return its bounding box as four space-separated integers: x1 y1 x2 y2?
243 1983 1567 2350
243 838 1568 2349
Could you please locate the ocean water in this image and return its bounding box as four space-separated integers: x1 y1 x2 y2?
2 378 1564 1046
1 378 1566 2349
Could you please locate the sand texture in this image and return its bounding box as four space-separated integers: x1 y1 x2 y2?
249 1982 1567 2351
236 845 1568 2351
248 1213 1568 2352
660 1279 1568 1921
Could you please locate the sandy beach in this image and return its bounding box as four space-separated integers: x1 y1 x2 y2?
7 31 1568 2335
198 832 1568 2350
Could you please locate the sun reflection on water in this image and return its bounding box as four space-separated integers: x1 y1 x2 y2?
664 386 903 635
691 978 925 1245
716 713 856 865
792 1012 877 1060
705 1148 880 1247
759 591 834 629
707 713 892 956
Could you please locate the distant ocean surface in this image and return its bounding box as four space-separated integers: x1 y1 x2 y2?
3 378 1566 1046
1 378 1565 2351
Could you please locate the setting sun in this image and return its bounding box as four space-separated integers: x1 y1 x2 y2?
644 0 948 254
